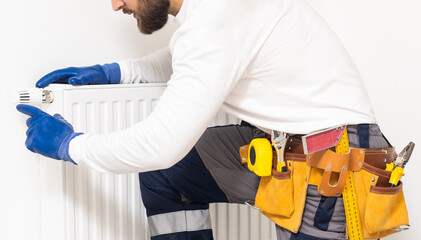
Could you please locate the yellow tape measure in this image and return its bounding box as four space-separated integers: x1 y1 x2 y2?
335 128 363 240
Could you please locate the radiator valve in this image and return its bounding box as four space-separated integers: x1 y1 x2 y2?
16 89 54 104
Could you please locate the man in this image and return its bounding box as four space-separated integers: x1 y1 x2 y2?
17 0 395 239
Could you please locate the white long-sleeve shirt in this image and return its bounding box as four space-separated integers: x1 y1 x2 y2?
70 0 376 173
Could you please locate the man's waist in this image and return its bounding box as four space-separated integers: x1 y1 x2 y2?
264 123 394 168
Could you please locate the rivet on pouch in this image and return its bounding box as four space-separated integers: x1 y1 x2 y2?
360 150 364 154
289 162 293 167
358 162 362 166
327 164 332 169
242 157 246 161
308 156 311 160
320 190 325 194
371 178 376 182
384 158 387 163
294 228 297 232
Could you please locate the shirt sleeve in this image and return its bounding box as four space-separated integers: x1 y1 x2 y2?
118 47 173 84
68 1 268 173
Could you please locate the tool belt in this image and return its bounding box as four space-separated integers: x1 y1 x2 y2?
241 136 409 239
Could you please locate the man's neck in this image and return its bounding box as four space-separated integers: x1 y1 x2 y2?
169 0 184 16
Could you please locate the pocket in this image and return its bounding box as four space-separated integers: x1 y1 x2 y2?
255 168 294 217
355 162 410 238
364 182 409 234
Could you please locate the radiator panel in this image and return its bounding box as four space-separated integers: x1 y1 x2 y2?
39 84 276 240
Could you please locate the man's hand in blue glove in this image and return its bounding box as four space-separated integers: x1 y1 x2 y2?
36 63 121 88
16 104 83 164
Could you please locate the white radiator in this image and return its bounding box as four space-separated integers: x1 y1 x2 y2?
23 84 276 240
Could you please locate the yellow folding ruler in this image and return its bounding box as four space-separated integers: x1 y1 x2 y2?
335 128 363 240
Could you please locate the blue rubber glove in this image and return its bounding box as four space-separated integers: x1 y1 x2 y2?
16 104 83 164
36 63 121 88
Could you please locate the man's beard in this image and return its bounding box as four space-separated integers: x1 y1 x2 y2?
125 0 170 35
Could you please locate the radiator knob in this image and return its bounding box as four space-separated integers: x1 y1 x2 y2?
16 89 54 104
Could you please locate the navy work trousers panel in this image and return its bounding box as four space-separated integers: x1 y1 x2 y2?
138 147 228 240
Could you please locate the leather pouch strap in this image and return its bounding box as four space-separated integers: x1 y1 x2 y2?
306 148 365 196
239 145 249 164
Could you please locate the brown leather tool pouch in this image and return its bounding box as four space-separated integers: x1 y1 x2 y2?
255 166 294 217
306 148 365 197
254 152 311 234
248 138 410 237
354 153 410 239
306 147 409 238
365 183 408 234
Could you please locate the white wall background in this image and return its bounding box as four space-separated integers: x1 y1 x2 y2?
0 0 419 239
